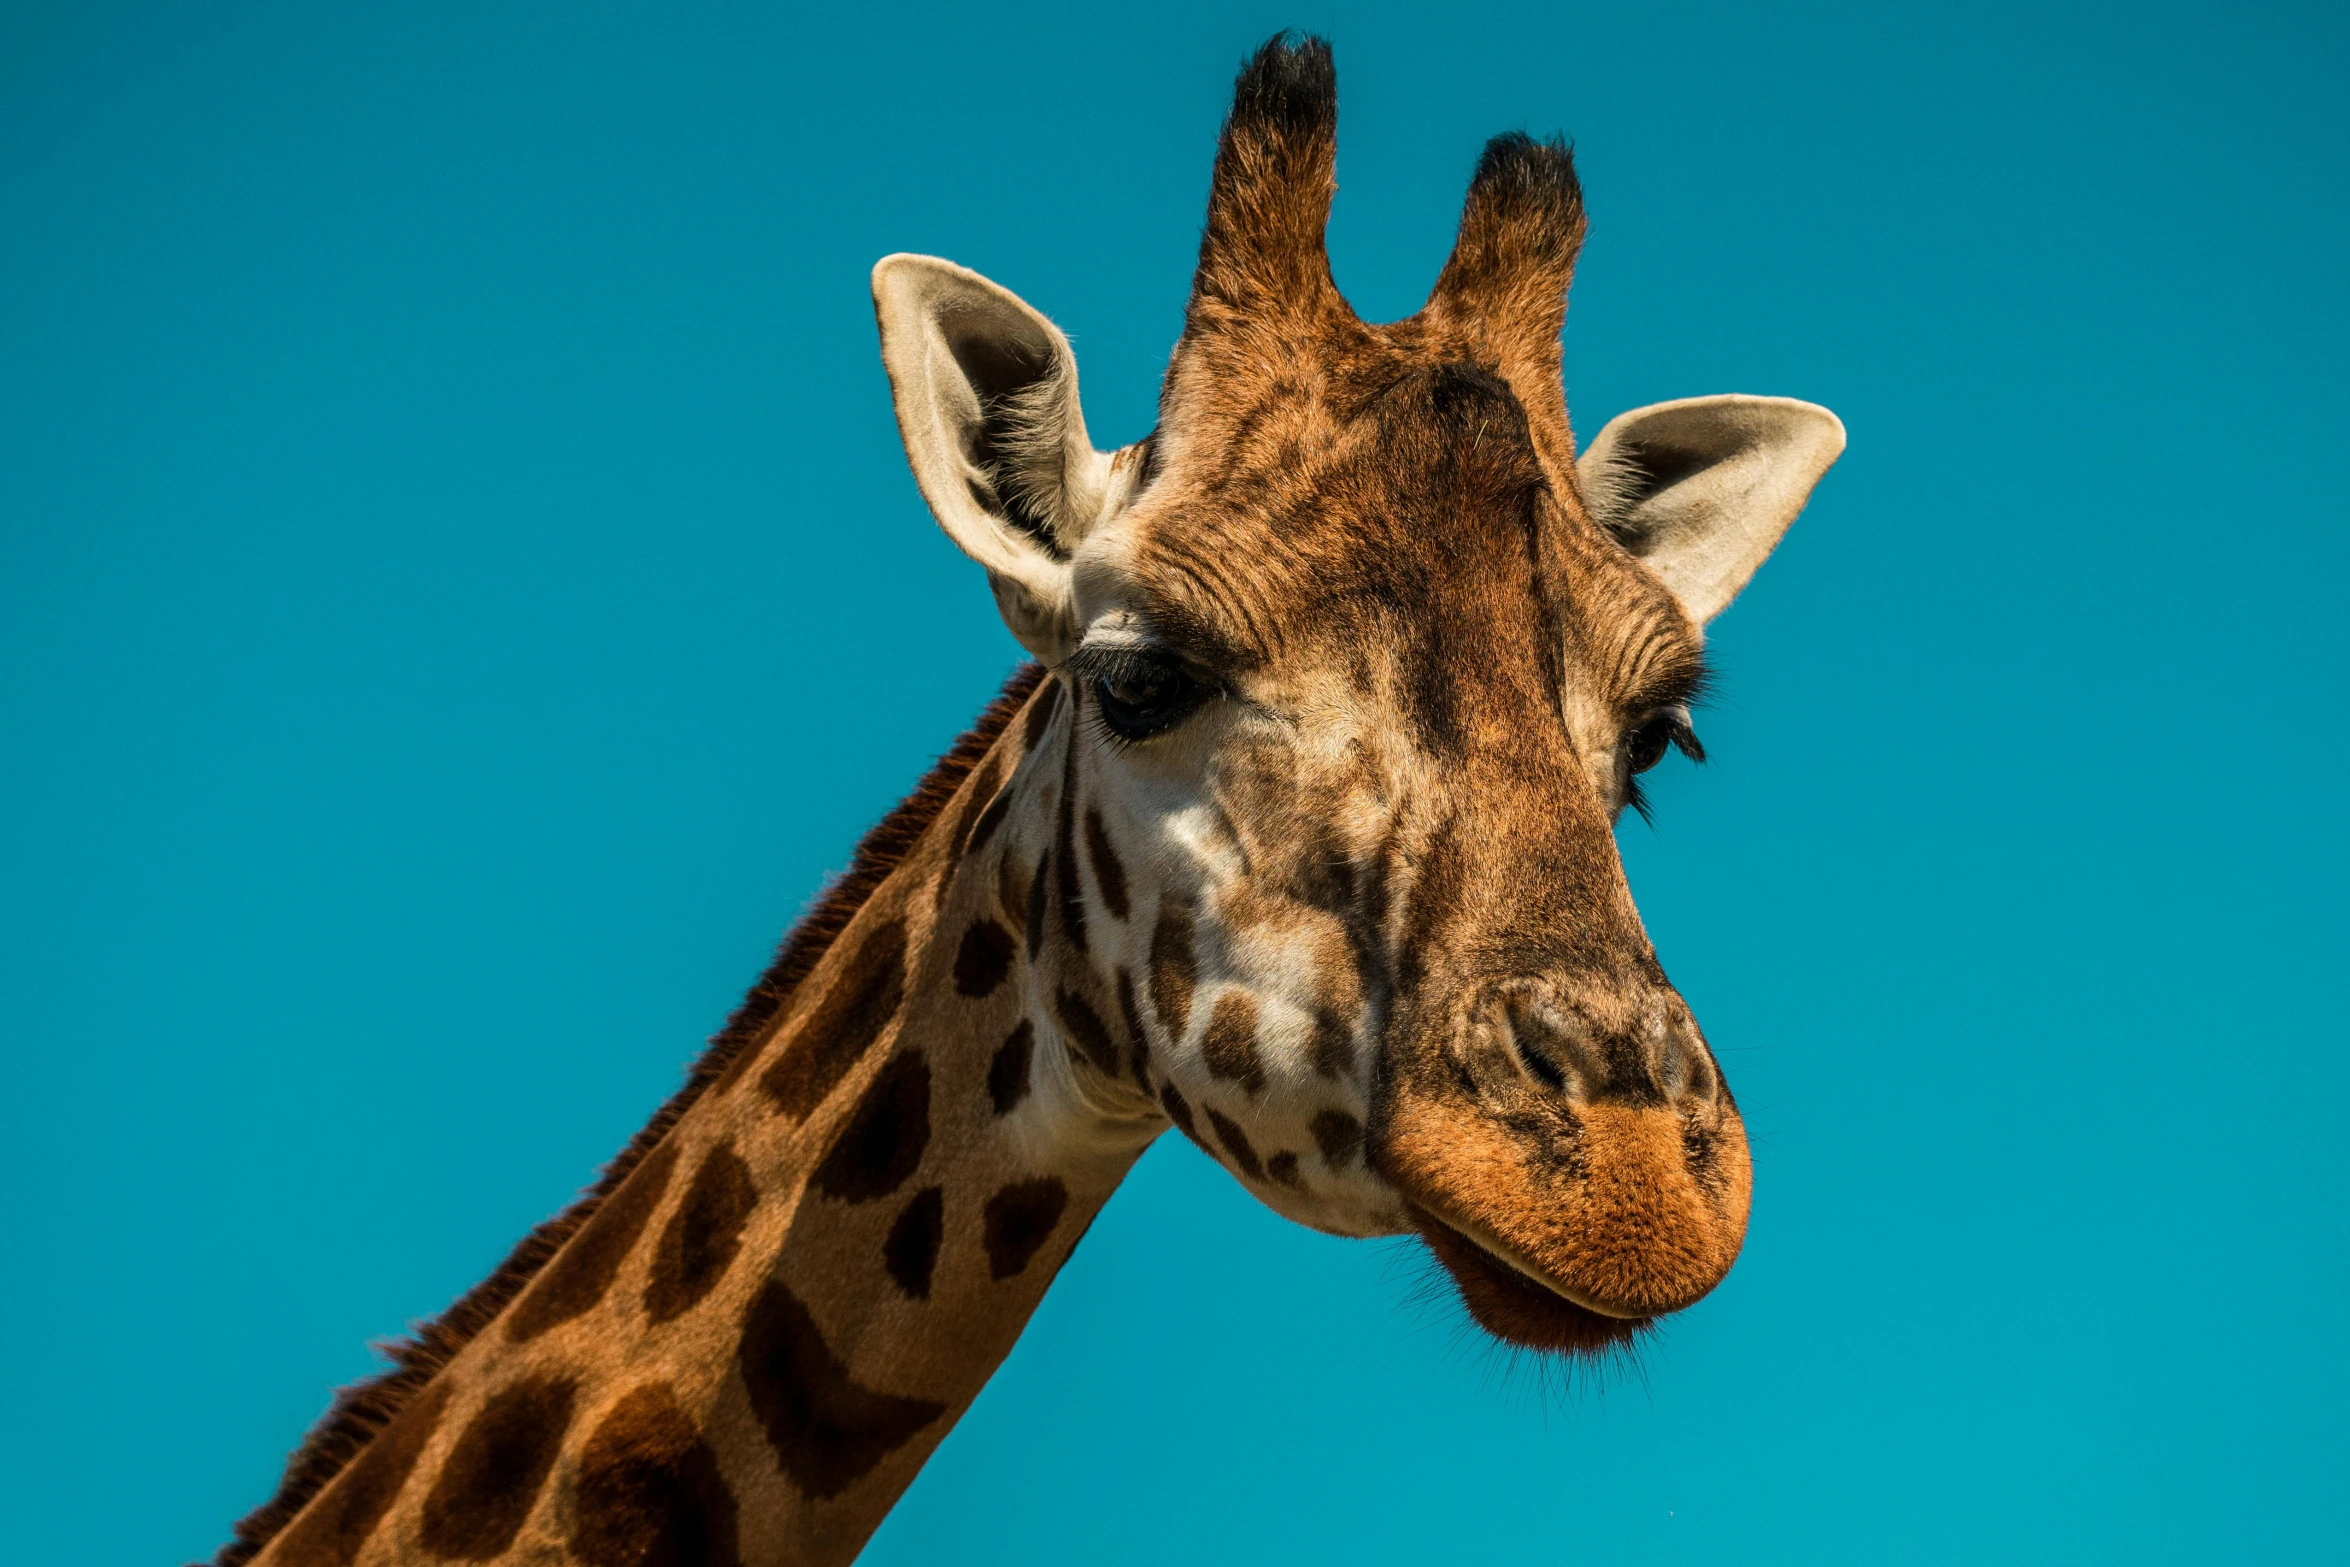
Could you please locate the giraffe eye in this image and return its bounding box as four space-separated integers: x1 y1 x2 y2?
1088 650 1206 742
1624 710 1704 777
1625 719 1674 775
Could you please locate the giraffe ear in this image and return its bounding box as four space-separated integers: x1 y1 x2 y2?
1578 395 1846 624
873 254 1113 664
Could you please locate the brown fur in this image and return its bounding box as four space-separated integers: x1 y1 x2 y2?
569 1383 743 1567
416 1375 578 1559
642 1139 758 1324
736 1280 948 1499
213 663 1043 1567
218 32 1813 1559
1122 36 1744 1342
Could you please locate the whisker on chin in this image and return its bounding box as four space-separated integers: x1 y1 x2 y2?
1374 1234 1658 1415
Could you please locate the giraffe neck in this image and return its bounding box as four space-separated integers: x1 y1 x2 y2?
241 668 1166 1567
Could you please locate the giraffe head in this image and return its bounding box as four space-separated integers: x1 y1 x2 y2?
873 38 1842 1354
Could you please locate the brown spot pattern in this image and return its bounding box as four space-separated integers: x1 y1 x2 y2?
1160 1081 1202 1143
1114 967 1151 1090
1206 1107 1267 1181
1310 1108 1364 1167
930 750 1005 911
738 1280 946 1499
1309 1010 1354 1080
570 1383 743 1567
644 1139 758 1326
1083 807 1129 921
216 649 1047 1567
417 1375 577 1560
952 917 1016 998
996 848 1028 932
883 1186 945 1300
1054 733 1088 953
506 1138 681 1343
1266 1151 1302 1187
1149 898 1196 1039
965 780 1013 862
758 917 908 1122
982 1177 1070 1280
1054 987 1120 1078
1201 991 1266 1095
987 1021 1034 1115
268 1378 451 1567
811 1051 931 1204
1021 677 1063 754
1024 851 1051 959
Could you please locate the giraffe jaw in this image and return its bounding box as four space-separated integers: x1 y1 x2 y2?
1410 1204 1656 1356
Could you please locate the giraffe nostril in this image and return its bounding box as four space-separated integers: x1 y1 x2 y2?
1657 1032 1693 1100
1499 996 1597 1100
1513 1031 1571 1094
1489 991 1720 1109
1678 1041 1717 1104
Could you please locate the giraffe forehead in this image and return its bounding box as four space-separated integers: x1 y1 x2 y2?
1115 363 1695 722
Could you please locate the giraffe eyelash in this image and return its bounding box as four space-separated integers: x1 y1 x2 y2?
1065 642 1220 747
1623 711 1705 826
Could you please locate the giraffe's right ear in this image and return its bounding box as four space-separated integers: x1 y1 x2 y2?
873 255 1112 664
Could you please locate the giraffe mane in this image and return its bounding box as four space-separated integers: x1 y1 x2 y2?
214 662 1049 1567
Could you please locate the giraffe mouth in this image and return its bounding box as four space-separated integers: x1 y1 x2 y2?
1410 1204 1654 1356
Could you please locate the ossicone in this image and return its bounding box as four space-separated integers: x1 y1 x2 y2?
1184 34 1348 330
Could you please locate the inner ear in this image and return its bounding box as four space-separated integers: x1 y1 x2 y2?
940 316 1078 555
874 254 1117 664
1577 394 1845 624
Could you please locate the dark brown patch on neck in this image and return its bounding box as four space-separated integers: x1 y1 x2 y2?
1052 987 1120 1078
506 1136 683 1343
1021 676 1064 755
981 1177 1070 1280
418 1375 579 1560
996 846 1029 933
757 917 909 1122
570 1382 743 1567
963 772 1015 864
883 1186 946 1299
952 917 1017 997
809 1051 932 1203
1024 851 1052 958
930 748 1008 911
213 665 1044 1567
738 1279 947 1499
987 1021 1035 1115
1053 714 1089 953
644 1139 759 1326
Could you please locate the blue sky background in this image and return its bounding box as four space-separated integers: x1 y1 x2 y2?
4 2 2345 1562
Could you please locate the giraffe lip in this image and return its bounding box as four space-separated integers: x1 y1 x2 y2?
1409 1204 1655 1354
1415 1204 1648 1319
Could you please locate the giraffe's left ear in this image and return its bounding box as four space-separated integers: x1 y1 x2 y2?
1579 395 1846 624
873 254 1113 664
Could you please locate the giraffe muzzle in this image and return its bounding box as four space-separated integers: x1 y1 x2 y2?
1370 981 1753 1349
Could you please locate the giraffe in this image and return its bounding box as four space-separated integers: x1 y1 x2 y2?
215 35 1844 1567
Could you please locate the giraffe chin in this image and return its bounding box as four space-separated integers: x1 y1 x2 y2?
1415 1214 1654 1356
